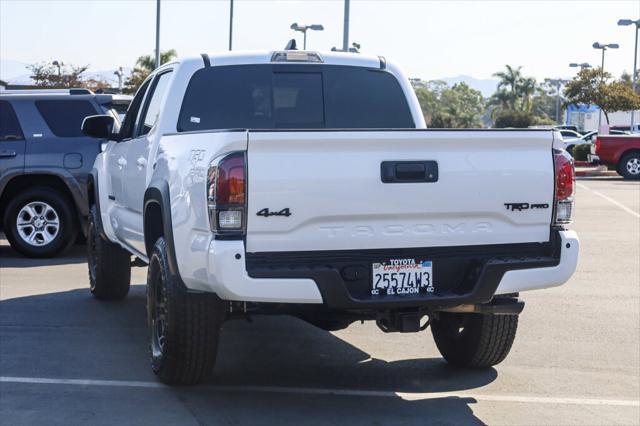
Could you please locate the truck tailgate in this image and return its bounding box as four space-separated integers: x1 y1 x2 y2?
246 130 554 253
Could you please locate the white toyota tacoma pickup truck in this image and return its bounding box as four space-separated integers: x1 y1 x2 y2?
82 50 579 385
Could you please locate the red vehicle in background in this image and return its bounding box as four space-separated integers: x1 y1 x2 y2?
594 135 640 179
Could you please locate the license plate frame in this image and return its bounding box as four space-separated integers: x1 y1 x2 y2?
371 259 434 296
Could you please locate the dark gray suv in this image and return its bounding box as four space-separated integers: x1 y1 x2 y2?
0 89 130 257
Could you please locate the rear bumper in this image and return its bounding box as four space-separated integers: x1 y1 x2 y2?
202 230 578 308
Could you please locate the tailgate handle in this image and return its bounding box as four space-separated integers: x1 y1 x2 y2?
381 161 438 183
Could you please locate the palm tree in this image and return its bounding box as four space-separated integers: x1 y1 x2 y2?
519 77 537 112
123 49 177 94
494 65 523 108
492 65 538 112
135 49 178 73
488 89 513 119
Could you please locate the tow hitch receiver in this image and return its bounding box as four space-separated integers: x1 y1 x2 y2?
376 311 428 333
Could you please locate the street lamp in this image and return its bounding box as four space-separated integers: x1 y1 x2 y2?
592 42 619 129
52 60 63 76
113 67 124 93
155 0 161 68
569 62 592 69
548 78 569 124
618 18 640 131
290 23 324 50
228 0 234 51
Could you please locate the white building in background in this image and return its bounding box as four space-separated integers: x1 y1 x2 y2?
566 104 640 132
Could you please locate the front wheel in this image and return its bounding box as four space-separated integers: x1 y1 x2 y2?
619 152 640 180
431 311 518 368
147 237 226 385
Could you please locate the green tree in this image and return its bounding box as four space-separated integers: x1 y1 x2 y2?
493 65 522 109
493 110 536 128
28 62 89 88
489 65 538 115
414 81 484 128
123 49 177 94
620 71 639 95
564 68 640 124
531 78 564 122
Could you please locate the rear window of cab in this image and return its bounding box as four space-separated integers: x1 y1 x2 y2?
177 64 415 132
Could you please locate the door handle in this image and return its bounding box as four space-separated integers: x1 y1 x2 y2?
136 157 147 168
117 157 127 169
0 149 17 158
381 161 439 183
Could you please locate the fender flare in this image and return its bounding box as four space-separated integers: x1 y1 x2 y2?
143 179 181 280
88 168 108 240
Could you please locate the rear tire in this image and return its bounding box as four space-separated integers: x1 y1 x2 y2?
87 205 131 300
3 187 77 258
147 237 226 385
618 152 640 180
431 311 518 368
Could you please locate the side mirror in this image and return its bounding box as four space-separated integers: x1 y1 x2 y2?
82 115 116 140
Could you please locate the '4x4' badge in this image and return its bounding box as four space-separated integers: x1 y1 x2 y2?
257 208 292 217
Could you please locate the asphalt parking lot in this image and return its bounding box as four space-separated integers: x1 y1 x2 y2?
1 177 639 425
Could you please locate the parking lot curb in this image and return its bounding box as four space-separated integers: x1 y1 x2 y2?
575 166 618 177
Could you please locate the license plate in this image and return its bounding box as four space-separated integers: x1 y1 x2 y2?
371 259 434 296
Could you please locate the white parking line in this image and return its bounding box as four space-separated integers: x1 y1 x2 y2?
1 376 638 407
577 183 640 219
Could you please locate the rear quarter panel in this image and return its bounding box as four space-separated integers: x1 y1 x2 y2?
153 131 247 289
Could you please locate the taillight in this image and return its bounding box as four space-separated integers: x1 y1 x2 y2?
553 149 574 225
594 137 601 153
207 152 246 235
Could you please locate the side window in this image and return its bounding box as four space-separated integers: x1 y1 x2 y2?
0 101 24 141
138 71 172 136
35 100 98 137
119 79 152 140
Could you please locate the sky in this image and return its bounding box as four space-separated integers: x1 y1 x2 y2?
1 0 639 83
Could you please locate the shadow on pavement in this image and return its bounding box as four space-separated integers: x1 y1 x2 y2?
1 285 494 425
577 176 629 182
0 242 87 268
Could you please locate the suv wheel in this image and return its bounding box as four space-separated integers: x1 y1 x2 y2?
3 187 77 258
619 152 640 180
147 237 226 385
431 311 518 368
87 205 131 300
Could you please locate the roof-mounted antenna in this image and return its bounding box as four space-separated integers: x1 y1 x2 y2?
285 39 298 50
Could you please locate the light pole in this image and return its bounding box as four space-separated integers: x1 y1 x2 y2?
155 0 161 69
342 0 350 52
290 23 324 50
228 0 234 51
569 62 592 70
618 18 640 131
549 78 569 124
592 42 619 129
52 60 63 76
113 67 124 93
